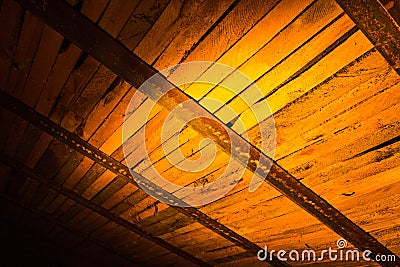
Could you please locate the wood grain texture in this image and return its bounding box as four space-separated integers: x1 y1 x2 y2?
2 0 400 265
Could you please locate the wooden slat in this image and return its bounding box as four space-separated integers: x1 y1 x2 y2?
117 0 171 50
0 0 24 89
134 0 224 65
178 0 284 63
5 11 43 98
278 76 400 176
335 0 400 74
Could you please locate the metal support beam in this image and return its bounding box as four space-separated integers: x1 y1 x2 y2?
335 0 400 75
9 0 400 265
0 154 210 267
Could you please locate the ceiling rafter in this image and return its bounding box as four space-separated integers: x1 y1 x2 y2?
0 153 211 267
335 0 400 75
0 90 288 267
9 0 400 265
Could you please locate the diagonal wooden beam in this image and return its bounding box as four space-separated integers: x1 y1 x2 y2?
335 0 400 75
10 0 400 265
0 153 210 267
0 91 288 267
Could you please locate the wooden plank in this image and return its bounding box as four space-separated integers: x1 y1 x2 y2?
178 0 283 63
63 156 94 189
6 11 43 98
60 66 116 132
133 0 207 64
140 0 238 68
44 194 67 214
117 0 171 50
49 55 101 123
243 177 400 254
335 0 400 74
14 123 42 161
278 80 400 176
18 177 41 204
52 197 75 219
268 50 391 158
37 189 58 210
35 43 83 116
0 108 14 153
25 0 208 211
9 0 108 170
98 0 140 38
0 0 24 89
101 182 139 209
58 202 82 222
34 140 74 179
76 211 109 234
90 175 128 205
19 25 64 107
81 170 115 199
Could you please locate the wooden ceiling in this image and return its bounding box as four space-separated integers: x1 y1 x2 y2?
0 0 399 266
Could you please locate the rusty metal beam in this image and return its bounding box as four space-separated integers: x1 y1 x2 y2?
335 0 400 75
9 0 400 265
0 153 210 267
0 90 288 267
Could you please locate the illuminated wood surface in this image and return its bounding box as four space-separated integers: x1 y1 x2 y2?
1 0 399 265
